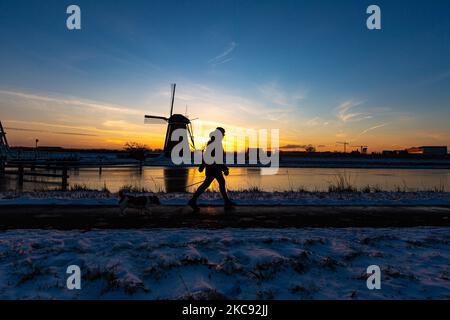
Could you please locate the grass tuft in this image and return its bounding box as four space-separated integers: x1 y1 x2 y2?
328 173 357 193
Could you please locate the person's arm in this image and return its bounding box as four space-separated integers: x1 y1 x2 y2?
221 148 229 175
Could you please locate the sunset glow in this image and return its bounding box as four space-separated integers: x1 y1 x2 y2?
1 1 449 152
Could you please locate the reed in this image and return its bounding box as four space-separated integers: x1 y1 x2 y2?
327 173 357 193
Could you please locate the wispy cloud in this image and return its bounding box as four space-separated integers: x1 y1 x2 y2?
0 89 161 148
258 81 305 107
208 41 237 66
351 123 389 142
280 144 314 150
336 100 372 122
153 82 296 125
306 117 329 127
358 123 388 136
4 120 127 137
335 131 347 138
416 130 450 142
5 126 98 137
416 69 450 87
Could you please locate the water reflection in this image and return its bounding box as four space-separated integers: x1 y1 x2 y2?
0 167 449 193
163 168 189 193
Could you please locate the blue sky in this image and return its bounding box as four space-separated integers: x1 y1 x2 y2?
0 0 450 150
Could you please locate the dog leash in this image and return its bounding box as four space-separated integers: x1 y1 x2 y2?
185 180 205 188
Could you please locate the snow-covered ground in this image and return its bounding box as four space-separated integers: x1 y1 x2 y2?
1 190 449 206
0 228 449 300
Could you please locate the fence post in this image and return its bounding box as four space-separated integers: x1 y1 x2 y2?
18 165 24 187
0 159 5 175
62 167 68 191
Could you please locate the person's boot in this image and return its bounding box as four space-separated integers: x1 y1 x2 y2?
188 198 200 211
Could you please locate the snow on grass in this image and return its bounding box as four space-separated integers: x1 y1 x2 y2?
0 228 449 299
0 190 449 206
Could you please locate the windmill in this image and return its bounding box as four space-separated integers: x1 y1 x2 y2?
0 121 9 160
336 141 349 153
145 84 196 157
352 145 368 154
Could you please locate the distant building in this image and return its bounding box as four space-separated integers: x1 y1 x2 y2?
406 146 448 156
382 150 408 156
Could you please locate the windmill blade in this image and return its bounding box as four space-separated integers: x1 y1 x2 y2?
144 115 169 124
169 83 176 117
187 123 196 150
145 115 169 121
0 121 8 148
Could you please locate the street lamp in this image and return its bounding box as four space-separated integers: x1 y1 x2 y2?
35 138 39 160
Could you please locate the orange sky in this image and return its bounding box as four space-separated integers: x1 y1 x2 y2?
1 88 449 153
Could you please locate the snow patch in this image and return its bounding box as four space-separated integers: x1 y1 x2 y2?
0 191 449 206
0 228 449 299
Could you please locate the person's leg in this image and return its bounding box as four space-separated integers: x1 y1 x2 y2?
190 176 214 204
215 173 234 205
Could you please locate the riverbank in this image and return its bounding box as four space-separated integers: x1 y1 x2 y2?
1 190 449 206
0 205 449 229
4 150 450 169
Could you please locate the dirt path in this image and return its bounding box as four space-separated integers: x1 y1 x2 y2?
0 205 449 229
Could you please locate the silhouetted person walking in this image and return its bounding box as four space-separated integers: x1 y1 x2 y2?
188 127 236 211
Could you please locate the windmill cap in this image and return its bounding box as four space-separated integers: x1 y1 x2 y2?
216 127 225 135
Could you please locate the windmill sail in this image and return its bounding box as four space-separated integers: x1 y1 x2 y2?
169 83 176 117
144 115 169 124
0 121 9 160
144 83 197 157
0 121 8 147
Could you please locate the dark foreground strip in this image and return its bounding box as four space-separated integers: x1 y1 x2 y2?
0 205 449 229
0 300 445 318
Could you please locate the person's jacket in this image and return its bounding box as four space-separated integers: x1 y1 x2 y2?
199 140 229 176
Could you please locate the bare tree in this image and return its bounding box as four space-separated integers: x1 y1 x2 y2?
124 142 148 161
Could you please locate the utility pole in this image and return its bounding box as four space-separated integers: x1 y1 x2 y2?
0 121 8 173
35 138 39 160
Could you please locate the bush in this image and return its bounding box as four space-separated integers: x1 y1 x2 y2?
124 142 148 161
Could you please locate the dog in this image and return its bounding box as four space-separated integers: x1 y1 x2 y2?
118 191 161 216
